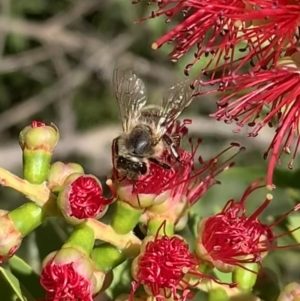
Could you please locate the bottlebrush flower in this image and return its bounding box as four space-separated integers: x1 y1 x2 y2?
57 173 115 225
195 179 300 273
135 0 300 79
226 0 300 73
40 248 97 301
202 53 300 188
141 140 243 231
131 222 233 301
136 0 247 78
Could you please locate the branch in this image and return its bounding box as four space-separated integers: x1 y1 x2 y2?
0 33 134 132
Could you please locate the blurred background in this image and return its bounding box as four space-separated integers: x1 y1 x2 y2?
0 1 299 300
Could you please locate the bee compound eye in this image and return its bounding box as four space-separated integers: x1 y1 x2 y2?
140 163 147 175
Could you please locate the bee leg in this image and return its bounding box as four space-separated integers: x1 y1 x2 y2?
161 134 181 162
132 179 142 208
149 157 171 170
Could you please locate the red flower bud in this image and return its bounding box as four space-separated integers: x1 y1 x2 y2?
57 173 114 225
48 161 85 193
40 247 98 301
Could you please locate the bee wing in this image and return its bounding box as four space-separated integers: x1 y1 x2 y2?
156 80 200 135
113 67 147 132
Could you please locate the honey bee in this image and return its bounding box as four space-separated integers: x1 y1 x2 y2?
112 67 198 180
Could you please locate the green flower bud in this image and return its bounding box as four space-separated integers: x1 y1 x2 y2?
19 121 59 184
91 243 126 272
48 161 84 193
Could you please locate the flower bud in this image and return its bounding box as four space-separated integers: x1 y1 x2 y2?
0 203 45 262
19 121 59 184
0 210 22 262
277 282 300 301
91 243 126 272
40 224 97 299
40 247 96 301
57 173 114 225
48 161 84 193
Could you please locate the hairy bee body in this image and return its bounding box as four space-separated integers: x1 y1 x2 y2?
111 68 198 180
113 106 169 179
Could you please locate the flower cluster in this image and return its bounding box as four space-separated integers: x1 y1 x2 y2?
1 40 300 301
135 0 300 187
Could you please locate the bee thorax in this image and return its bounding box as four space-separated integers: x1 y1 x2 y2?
127 126 153 156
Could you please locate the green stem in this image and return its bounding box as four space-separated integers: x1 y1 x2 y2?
147 218 174 236
63 223 95 256
232 263 259 293
9 202 46 236
111 200 142 234
23 150 52 184
91 243 126 272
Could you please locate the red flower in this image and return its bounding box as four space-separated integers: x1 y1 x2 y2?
40 248 96 301
136 0 247 78
196 179 300 272
227 0 300 72
131 222 234 301
57 174 115 224
201 54 300 187
142 140 243 229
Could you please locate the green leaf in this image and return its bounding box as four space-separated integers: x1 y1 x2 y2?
8 255 44 299
0 266 36 301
